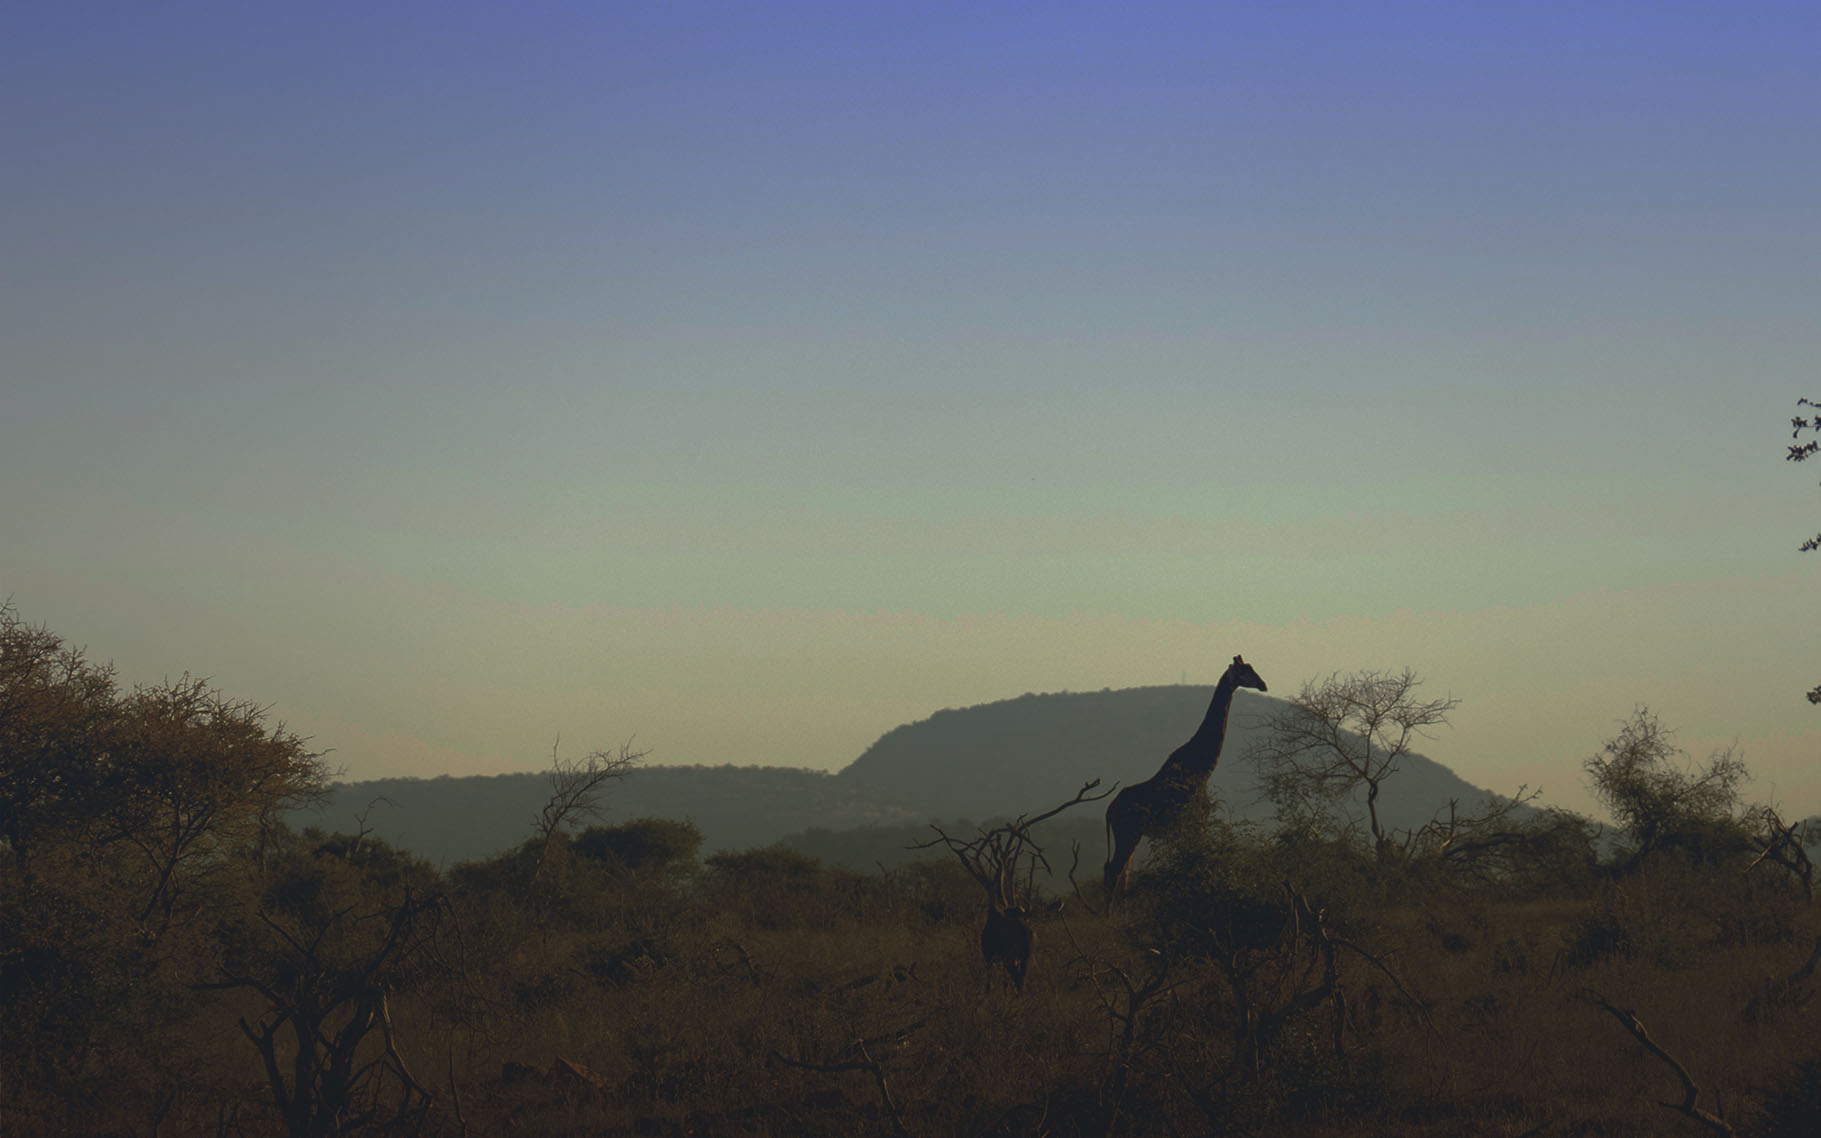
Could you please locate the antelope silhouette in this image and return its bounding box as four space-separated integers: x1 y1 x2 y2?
981 905 1033 989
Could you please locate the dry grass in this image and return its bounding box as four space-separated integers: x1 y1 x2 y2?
8 830 1819 1137
399 852 1820 1138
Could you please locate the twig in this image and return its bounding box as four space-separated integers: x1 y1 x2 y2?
1067 839 1105 917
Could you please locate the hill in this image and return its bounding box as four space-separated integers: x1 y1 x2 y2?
300 685 1501 865
836 685 1491 829
295 764 924 867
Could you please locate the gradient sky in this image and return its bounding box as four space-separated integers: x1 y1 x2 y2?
4 2 1819 818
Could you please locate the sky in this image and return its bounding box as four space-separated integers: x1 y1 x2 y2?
4 2 1819 818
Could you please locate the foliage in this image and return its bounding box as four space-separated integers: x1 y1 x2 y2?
1585 706 1751 865
1744 806 1817 900
1401 792 1601 890
1 604 328 906
574 816 703 875
1134 793 1292 949
0 603 121 857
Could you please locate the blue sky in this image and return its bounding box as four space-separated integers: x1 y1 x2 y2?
4 2 1818 815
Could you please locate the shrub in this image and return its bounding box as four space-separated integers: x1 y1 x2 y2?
575 817 703 875
1586 707 1751 867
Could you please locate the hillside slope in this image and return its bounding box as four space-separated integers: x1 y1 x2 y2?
837 685 1489 829
303 685 1500 864
298 765 924 867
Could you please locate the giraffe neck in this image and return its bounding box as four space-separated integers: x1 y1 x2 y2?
1157 672 1243 782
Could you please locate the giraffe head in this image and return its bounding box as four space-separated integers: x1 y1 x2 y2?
1227 655 1267 693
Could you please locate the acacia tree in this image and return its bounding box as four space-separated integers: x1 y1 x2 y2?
107 676 327 923
1584 706 1749 864
0 606 330 1128
1247 667 1458 858
0 603 327 911
0 601 120 859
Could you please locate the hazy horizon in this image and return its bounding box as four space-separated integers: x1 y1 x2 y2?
6 3 1819 819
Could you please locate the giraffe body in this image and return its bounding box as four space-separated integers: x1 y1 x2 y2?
1103 656 1266 900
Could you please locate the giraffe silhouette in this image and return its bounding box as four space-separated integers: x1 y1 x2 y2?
1103 655 1267 900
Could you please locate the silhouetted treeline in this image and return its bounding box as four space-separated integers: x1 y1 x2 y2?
6 605 1821 1137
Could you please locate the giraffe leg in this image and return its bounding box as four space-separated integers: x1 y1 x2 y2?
1103 789 1144 901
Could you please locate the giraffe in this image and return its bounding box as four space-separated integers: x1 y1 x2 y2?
1103 655 1267 901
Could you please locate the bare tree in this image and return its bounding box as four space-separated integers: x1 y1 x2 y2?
1247 668 1458 858
912 780 1113 989
201 887 445 1138
1743 805 1814 899
532 739 643 885
915 781 1113 911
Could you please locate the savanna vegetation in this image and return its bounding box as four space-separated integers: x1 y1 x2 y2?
5 603 1819 1137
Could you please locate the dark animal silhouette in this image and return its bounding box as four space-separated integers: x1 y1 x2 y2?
980 905 1033 990
1103 655 1267 900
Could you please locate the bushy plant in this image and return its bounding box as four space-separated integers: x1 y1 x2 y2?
575 816 703 875
1586 706 1753 867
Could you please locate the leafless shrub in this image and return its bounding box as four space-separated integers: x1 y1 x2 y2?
913 780 1113 989
1248 668 1458 859
200 885 445 1138
1745 806 1816 900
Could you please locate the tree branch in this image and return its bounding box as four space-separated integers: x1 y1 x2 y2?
1584 991 1736 1137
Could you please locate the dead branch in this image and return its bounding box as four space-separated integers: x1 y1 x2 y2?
911 779 1112 907
1093 952 1175 1138
537 739 642 835
1584 991 1736 1137
1066 839 1105 917
1312 912 1433 1035
1744 806 1815 900
769 1023 925 1138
